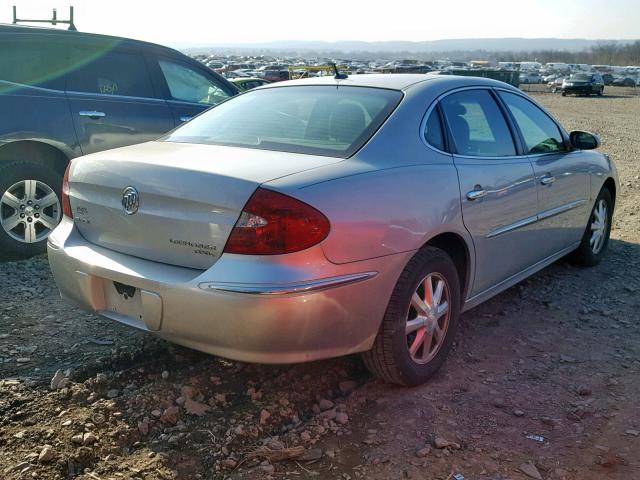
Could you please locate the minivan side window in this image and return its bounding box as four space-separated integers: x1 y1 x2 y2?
0 40 69 90
158 59 231 105
499 91 566 154
67 50 154 98
423 108 445 151
440 90 516 157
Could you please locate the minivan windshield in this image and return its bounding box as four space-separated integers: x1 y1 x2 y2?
164 85 402 158
569 74 590 80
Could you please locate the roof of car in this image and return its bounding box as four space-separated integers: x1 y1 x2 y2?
0 23 178 54
272 74 432 90
265 73 519 92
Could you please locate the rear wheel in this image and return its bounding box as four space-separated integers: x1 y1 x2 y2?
362 247 461 386
598 87 604 96
571 188 613 266
0 161 63 260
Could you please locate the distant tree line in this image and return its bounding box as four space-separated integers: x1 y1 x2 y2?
496 41 640 66
210 41 640 66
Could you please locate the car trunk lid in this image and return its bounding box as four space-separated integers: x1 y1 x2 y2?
68 141 340 269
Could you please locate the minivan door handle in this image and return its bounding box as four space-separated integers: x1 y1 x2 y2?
540 174 555 185
466 188 488 201
179 115 193 122
79 111 106 119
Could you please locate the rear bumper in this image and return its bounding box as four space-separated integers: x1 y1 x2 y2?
47 218 410 363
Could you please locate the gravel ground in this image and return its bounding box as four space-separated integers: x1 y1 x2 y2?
1 87 639 480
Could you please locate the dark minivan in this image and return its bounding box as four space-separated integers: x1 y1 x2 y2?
560 73 605 96
0 25 238 258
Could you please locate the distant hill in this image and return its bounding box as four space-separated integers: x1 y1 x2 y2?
184 38 637 54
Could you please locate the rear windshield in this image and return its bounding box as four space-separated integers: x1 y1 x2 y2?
165 85 402 158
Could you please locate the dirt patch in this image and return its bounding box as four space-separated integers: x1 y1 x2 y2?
1 87 639 480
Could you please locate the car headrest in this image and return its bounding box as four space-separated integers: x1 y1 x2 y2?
329 103 366 144
447 103 467 116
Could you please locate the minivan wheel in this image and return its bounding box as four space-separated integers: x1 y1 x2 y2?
0 161 63 260
570 188 613 267
598 87 604 96
362 247 461 386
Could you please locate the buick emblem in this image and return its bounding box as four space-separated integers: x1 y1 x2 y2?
121 186 139 215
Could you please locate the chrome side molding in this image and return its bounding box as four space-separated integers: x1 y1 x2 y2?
486 199 587 238
199 271 378 295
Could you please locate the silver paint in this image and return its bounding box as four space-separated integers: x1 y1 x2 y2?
48 75 619 364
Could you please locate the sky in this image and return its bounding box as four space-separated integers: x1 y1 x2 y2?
2 0 639 47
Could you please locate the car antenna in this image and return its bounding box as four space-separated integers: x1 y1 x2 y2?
12 5 77 31
329 62 348 80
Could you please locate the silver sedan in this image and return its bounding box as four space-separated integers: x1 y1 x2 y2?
48 74 618 386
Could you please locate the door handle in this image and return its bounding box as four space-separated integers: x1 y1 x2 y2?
466 188 488 201
179 115 193 122
79 111 106 119
540 174 555 185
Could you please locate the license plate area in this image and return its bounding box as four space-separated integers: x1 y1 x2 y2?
103 280 144 323
113 281 137 299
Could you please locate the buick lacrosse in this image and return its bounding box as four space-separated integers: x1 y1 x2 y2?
48 74 617 386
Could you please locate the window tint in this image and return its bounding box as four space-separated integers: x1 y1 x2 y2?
67 50 154 98
441 90 515 157
0 40 69 90
159 59 231 105
424 108 445 151
166 86 402 158
499 91 566 154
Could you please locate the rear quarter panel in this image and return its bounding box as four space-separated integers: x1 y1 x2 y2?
290 163 469 266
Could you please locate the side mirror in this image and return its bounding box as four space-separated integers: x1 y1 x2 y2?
570 130 600 150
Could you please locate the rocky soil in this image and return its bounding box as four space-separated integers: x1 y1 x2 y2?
1 87 639 480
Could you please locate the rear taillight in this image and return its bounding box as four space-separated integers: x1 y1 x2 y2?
62 162 72 218
223 188 330 255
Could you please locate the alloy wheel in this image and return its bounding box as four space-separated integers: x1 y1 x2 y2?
405 273 451 364
589 199 608 254
0 179 61 243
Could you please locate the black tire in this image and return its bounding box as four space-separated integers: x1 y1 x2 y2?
598 87 604 96
570 188 613 267
561 91 567 96
0 160 64 260
362 247 461 386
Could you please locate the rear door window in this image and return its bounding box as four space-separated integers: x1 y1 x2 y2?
67 50 154 98
440 90 516 157
158 59 232 105
498 91 566 154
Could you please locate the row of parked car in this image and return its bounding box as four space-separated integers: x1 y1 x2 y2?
521 70 640 88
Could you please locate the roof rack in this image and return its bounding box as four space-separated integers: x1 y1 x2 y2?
12 5 77 31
